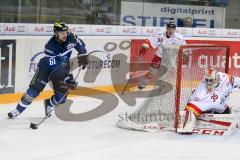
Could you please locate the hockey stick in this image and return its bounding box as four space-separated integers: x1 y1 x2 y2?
29 67 81 129
121 56 143 95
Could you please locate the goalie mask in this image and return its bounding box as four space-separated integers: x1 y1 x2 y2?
204 68 219 90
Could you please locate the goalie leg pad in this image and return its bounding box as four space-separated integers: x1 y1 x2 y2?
195 113 239 136
177 110 196 134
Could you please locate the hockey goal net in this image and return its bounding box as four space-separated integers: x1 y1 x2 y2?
117 44 230 131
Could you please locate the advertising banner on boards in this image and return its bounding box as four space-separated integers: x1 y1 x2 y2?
0 40 16 94
130 39 240 77
121 1 225 28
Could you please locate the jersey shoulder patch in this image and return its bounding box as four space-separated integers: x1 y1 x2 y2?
44 37 57 55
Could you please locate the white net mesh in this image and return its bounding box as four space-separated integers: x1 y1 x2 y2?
117 44 229 131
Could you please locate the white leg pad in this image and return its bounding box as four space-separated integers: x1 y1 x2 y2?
177 110 196 134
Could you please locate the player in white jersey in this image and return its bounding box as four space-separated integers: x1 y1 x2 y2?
138 22 186 90
177 68 240 133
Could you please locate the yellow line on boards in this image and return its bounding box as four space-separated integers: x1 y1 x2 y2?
0 80 200 104
0 84 126 104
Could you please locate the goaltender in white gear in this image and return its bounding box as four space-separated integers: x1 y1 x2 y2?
138 22 186 90
177 68 240 133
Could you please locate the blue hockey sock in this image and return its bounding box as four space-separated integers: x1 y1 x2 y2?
16 88 39 113
47 93 67 107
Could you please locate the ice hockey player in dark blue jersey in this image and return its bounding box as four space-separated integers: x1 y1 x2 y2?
8 21 89 118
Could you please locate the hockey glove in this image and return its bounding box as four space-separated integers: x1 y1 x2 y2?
77 54 89 70
139 43 150 56
60 74 78 90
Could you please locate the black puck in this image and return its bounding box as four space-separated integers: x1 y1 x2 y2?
30 123 38 129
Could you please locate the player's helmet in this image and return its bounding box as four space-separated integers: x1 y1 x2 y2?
167 22 176 29
204 68 219 90
53 21 68 33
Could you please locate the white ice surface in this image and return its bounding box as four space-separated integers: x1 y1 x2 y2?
0 93 240 160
